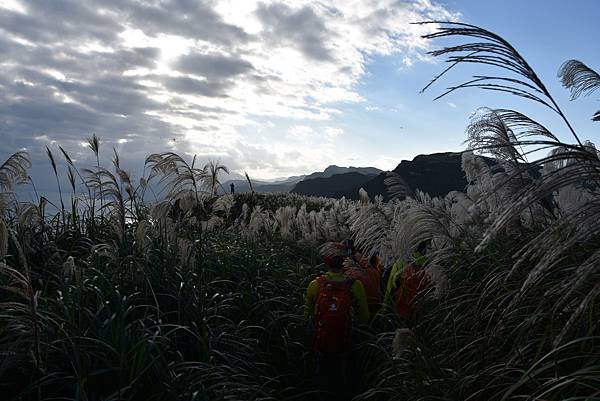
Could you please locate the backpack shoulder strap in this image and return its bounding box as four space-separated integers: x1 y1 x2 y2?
315 275 328 299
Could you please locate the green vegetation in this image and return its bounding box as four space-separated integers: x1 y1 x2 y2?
1 224 319 400
1 23 600 400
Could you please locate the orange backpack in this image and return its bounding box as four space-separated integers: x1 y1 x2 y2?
314 276 354 353
345 256 382 315
392 264 431 317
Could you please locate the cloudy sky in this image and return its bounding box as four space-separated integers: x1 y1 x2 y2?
1 0 600 196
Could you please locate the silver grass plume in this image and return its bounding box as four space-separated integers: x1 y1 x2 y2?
425 263 449 299
324 201 351 241
61 256 75 280
236 203 249 228
150 200 172 223
358 188 370 204
274 206 296 239
15 203 42 255
145 152 209 202
475 148 600 253
179 191 197 214
558 60 600 121
306 210 318 242
296 204 309 238
16 203 41 230
205 215 224 231
0 151 31 193
149 201 176 245
204 160 229 195
422 23 600 305
85 167 126 241
385 192 460 266
1 231 42 371
420 21 584 146
135 220 152 253
318 241 346 259
0 261 41 373
392 328 415 358
349 200 394 260
248 206 271 236
384 172 413 200
213 194 235 217
86 134 100 158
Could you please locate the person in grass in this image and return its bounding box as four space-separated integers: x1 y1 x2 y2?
341 239 383 316
382 241 431 319
304 242 369 401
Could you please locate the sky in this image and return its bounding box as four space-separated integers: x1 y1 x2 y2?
1 0 600 198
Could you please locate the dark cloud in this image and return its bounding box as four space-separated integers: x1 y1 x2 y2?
0 44 159 79
105 0 250 47
162 76 231 97
0 1 122 44
0 0 250 47
2 66 161 116
0 81 170 146
256 3 334 61
0 0 252 194
175 53 254 79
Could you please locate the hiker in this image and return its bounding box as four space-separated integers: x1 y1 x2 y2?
305 242 369 401
341 239 383 316
382 241 432 319
230 182 235 194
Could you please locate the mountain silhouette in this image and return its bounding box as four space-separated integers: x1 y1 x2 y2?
222 165 380 194
291 172 378 197
337 152 468 200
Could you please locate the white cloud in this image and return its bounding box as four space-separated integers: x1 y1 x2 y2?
288 125 315 139
372 155 403 171
447 102 457 108
0 0 25 13
288 125 342 141
324 126 343 139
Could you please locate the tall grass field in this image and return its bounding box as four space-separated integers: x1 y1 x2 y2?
1 23 599 400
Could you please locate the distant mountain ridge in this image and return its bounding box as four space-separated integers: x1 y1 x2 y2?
221 154 473 200
221 165 381 194
303 165 382 181
291 172 378 198
338 152 468 201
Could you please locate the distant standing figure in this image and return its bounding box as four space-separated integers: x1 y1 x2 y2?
230 182 235 194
